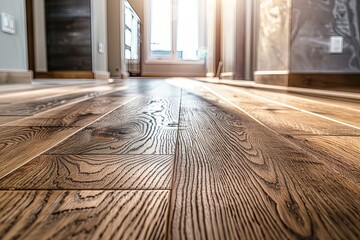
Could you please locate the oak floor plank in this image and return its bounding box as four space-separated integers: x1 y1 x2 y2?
0 116 24 125
184 81 360 136
169 93 360 240
107 79 181 97
240 86 360 128
0 82 130 116
0 92 99 116
0 155 173 190
48 96 180 155
0 190 168 240
4 97 129 127
0 83 123 104
0 127 79 179
287 135 360 184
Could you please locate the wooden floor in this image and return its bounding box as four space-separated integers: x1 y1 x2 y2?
0 78 359 240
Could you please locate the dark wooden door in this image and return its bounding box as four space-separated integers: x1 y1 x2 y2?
45 0 92 71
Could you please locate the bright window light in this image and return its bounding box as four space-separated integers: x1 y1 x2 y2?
148 0 203 61
150 0 172 57
177 0 200 60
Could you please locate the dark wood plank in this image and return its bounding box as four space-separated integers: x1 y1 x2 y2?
169 93 360 240
0 127 78 179
4 97 129 127
0 155 173 190
0 190 168 240
48 97 180 155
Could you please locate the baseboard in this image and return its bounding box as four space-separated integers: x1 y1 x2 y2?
142 72 206 78
254 71 289 86
94 71 110 80
219 72 235 80
288 73 360 89
255 72 360 90
0 70 33 84
35 71 94 79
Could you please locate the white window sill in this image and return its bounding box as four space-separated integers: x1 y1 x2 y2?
144 59 205 65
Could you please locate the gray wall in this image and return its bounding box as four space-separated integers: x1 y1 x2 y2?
256 0 291 71
291 0 360 72
0 0 28 70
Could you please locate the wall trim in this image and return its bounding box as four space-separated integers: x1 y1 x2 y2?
288 73 360 89
142 72 206 78
35 71 94 79
0 70 33 84
220 72 235 79
255 71 360 89
254 71 289 86
94 71 110 80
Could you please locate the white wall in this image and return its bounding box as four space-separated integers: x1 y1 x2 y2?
220 0 236 77
107 0 124 77
33 0 47 72
91 0 108 73
0 0 28 70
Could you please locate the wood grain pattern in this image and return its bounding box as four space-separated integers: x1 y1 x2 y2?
0 83 124 104
0 92 98 116
0 155 173 190
288 135 360 184
107 79 181 97
0 126 78 179
199 83 360 136
48 97 180 155
169 94 360 240
241 86 360 128
4 97 128 127
0 116 23 126
0 190 168 240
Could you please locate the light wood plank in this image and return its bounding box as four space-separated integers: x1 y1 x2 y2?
0 82 130 116
107 79 181 97
169 94 360 240
0 116 24 125
288 135 360 184
0 127 78 179
4 97 128 127
0 190 168 240
235 86 360 129
0 155 173 190
48 97 180 155
186 81 360 136
0 92 98 116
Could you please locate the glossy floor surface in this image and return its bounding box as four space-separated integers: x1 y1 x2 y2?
0 78 359 239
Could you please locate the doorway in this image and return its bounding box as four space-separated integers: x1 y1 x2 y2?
26 0 94 79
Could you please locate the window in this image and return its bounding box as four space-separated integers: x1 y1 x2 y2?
147 0 204 62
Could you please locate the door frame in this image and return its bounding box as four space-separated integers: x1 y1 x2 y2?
25 0 94 79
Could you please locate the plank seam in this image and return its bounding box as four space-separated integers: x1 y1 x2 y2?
0 96 139 180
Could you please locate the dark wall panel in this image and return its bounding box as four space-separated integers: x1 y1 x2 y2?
291 0 360 72
45 0 92 71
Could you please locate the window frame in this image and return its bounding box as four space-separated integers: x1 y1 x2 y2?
144 0 206 64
